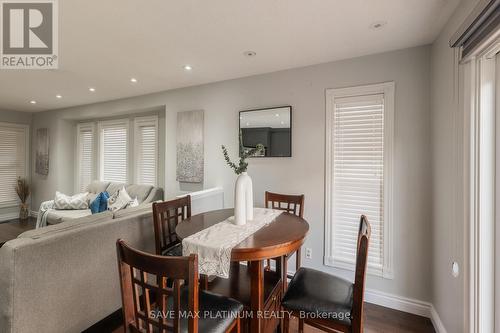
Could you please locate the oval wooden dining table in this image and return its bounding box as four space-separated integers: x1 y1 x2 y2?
176 208 309 333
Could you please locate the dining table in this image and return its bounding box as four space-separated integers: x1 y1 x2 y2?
176 208 309 333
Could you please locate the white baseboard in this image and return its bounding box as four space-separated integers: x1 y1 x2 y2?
30 210 38 218
430 304 448 333
0 212 19 222
364 289 431 317
364 289 447 333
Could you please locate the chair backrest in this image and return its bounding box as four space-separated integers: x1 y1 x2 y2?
351 215 371 333
152 196 191 255
264 191 305 217
116 239 199 333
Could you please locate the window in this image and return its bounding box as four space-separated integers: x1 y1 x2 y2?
98 119 129 183
76 123 95 192
0 123 29 207
325 82 394 278
134 116 158 186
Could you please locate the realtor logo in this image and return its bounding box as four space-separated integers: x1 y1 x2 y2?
0 0 58 69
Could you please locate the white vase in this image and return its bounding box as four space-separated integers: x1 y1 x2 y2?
234 172 253 225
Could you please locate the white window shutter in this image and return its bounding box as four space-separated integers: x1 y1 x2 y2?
77 124 95 193
99 120 129 183
0 124 28 206
332 94 385 272
134 116 158 186
325 82 394 279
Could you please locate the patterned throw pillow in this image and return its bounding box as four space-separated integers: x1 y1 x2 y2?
107 187 132 212
129 197 139 208
54 191 89 210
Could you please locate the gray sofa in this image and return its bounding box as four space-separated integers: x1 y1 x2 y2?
46 180 164 225
0 204 157 333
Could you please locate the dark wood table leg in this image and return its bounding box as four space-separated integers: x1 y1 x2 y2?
276 255 285 333
200 274 208 290
250 260 263 333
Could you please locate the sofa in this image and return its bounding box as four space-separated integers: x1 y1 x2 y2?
0 204 159 333
0 187 224 333
45 180 164 225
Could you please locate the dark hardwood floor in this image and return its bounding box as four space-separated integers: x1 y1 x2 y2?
0 217 36 247
84 303 435 333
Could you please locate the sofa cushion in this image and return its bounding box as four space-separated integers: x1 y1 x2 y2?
112 202 154 219
125 184 153 203
54 191 89 210
106 182 126 196
18 211 114 239
47 209 93 225
86 181 110 194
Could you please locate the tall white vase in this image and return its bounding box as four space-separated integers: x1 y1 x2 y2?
234 172 253 225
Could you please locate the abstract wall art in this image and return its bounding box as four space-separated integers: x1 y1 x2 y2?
176 110 204 183
35 128 49 176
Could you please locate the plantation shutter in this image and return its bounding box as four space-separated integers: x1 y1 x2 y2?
0 124 27 205
100 121 128 183
77 125 94 192
135 117 158 186
331 94 385 273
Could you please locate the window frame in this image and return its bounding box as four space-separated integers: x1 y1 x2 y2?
133 115 159 186
75 122 96 193
97 118 130 184
0 122 30 208
324 82 395 279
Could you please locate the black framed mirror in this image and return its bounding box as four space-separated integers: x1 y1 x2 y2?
239 106 292 157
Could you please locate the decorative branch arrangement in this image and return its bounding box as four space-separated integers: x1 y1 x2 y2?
16 177 30 203
221 132 264 175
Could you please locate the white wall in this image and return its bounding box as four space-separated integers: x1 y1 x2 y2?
430 0 479 332
32 45 433 302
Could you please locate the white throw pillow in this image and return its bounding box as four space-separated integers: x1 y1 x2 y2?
129 197 139 208
107 187 132 212
54 191 89 210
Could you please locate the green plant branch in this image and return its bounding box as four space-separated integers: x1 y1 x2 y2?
221 131 264 175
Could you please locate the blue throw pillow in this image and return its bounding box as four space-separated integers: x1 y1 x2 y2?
99 191 109 212
90 192 110 214
89 194 101 214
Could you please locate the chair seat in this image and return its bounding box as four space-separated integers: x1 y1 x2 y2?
282 267 354 326
163 287 243 333
163 243 183 256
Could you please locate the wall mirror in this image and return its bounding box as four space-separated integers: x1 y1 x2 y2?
239 106 292 157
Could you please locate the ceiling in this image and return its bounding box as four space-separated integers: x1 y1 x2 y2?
0 0 459 112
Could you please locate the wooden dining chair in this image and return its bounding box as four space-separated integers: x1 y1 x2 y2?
282 215 371 333
116 239 243 333
264 191 305 283
152 196 191 257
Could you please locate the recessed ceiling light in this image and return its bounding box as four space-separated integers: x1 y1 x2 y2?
281 121 285 125
239 116 243 119
275 113 279 117
183 65 192 71
89 87 96 92
246 122 250 126
370 21 387 30
29 100 37 104
130 78 138 83
56 94 62 99
243 51 256 57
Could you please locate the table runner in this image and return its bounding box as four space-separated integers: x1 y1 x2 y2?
182 208 283 278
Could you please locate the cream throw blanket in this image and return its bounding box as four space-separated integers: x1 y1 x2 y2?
182 208 282 278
